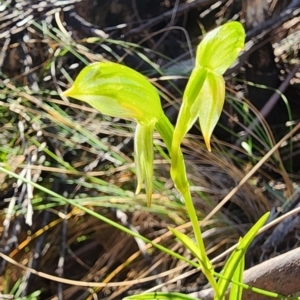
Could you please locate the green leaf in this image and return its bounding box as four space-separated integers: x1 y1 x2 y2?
62 62 163 125
216 212 270 300
196 21 245 74
229 238 245 300
123 292 199 300
169 227 204 262
169 227 218 297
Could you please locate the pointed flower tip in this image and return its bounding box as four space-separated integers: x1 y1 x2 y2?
135 184 142 195
204 137 212 152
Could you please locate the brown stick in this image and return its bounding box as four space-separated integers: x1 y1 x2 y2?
190 247 300 300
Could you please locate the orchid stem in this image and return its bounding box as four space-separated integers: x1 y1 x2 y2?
156 114 218 293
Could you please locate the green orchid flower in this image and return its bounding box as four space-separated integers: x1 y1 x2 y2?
62 62 163 125
62 62 163 207
171 21 245 177
61 22 245 295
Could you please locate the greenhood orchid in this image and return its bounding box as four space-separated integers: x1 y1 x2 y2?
62 22 245 205
62 22 245 296
62 62 163 207
171 22 245 178
171 22 245 202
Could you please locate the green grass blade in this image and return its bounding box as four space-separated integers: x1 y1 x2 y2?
229 238 245 300
216 212 270 300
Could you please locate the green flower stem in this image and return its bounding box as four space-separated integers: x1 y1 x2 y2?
156 114 218 294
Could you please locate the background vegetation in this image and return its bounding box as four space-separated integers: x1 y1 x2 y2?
1 0 300 299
